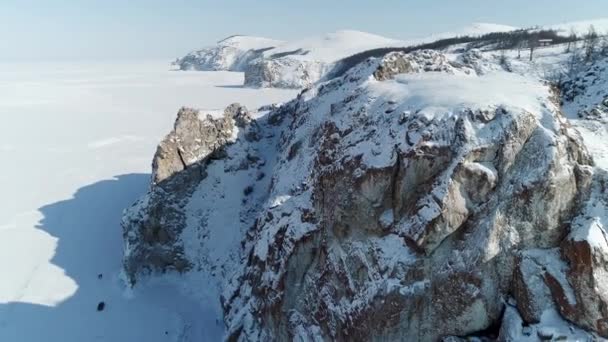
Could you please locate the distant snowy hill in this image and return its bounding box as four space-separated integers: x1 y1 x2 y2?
176 23 520 74
260 29 404 63
425 22 519 41
244 30 411 88
547 18 608 35
176 30 408 88
455 22 519 36
176 24 522 88
176 19 608 89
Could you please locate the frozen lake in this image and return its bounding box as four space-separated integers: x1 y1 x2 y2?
0 60 297 341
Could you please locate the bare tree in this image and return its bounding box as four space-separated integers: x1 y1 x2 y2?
499 48 511 71
600 34 608 57
566 47 583 78
529 34 539 61
584 25 599 62
516 39 524 59
565 28 577 53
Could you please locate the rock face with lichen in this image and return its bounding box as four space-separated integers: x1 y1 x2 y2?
123 50 608 340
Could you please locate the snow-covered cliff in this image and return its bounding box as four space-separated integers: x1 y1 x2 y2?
175 35 283 71
124 43 608 340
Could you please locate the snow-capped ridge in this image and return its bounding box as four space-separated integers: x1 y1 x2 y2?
215 35 284 51
261 29 405 62
547 17 608 35
427 22 519 40
455 22 519 36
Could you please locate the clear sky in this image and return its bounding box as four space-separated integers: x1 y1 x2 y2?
1 0 607 61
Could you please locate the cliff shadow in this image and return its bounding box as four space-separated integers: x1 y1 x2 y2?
0 174 191 341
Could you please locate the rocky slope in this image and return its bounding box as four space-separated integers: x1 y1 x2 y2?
124 48 608 341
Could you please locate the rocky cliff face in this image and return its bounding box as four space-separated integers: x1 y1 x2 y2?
177 41 332 88
123 50 608 340
175 35 281 71
244 57 328 89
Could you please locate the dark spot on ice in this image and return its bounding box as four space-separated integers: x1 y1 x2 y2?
243 185 254 196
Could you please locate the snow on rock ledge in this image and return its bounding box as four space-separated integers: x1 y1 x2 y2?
123 50 599 340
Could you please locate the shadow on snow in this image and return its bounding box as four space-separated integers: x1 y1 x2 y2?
0 174 191 341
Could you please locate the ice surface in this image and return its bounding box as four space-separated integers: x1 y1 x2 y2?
0 60 297 341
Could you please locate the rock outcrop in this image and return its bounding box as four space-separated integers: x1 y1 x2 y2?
244 58 328 89
123 104 254 281
124 49 608 340
511 171 608 337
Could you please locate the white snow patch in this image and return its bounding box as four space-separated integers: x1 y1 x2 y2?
368 72 547 118
379 209 394 229
262 30 405 63
269 195 292 209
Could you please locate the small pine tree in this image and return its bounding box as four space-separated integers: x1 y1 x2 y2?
529 34 538 61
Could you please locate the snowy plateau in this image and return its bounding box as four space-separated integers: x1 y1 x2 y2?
4 18 608 342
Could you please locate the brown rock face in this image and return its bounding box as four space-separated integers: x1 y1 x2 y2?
373 50 460 81
559 217 608 336
511 249 576 324
219 53 594 341
152 106 246 185
509 172 608 338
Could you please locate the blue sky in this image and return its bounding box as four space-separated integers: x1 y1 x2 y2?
1 0 607 61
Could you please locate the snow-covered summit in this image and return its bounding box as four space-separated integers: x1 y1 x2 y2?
457 22 519 35
547 18 608 35
260 29 404 63
215 35 284 51
427 22 518 40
